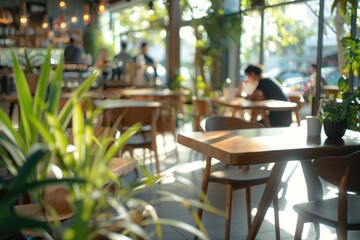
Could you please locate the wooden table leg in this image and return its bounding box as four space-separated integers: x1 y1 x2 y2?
247 161 287 240
195 156 212 240
197 156 211 220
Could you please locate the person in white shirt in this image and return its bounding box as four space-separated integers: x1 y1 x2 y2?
134 42 156 87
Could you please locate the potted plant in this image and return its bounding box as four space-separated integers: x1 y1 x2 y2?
321 60 360 138
0 47 222 239
320 0 359 138
18 48 44 94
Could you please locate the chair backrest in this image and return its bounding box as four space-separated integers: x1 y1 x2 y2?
192 97 213 131
312 150 360 238
312 150 360 193
201 116 264 132
101 106 160 130
156 96 178 134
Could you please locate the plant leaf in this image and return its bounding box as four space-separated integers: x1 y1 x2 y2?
33 46 52 119
47 54 64 115
10 50 34 148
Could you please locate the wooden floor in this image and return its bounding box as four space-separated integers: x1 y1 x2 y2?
122 128 360 240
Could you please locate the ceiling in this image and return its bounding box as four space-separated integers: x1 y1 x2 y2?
108 0 148 12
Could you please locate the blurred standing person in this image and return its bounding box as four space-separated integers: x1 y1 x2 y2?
134 42 157 87
94 48 113 80
245 64 292 127
64 37 86 64
309 63 327 95
113 41 133 81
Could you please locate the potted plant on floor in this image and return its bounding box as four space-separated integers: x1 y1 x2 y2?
18 48 44 94
0 46 222 239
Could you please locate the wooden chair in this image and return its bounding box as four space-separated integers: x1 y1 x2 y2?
287 92 305 126
200 116 280 240
192 97 213 131
293 150 360 240
156 95 179 161
101 105 161 174
14 184 74 223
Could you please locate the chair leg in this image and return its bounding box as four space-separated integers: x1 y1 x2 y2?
153 148 160 175
225 185 233 240
245 187 252 231
314 222 320 240
294 215 305 240
272 196 280 240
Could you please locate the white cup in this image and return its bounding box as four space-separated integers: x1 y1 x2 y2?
306 116 322 137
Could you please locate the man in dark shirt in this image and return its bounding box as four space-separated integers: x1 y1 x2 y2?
64 38 85 64
244 64 292 127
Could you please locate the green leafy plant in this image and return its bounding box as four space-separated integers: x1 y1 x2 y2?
342 37 360 77
321 76 360 131
0 46 222 239
18 49 44 74
321 3 360 131
0 144 86 235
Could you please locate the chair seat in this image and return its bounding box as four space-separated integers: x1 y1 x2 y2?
15 203 74 221
293 195 360 229
210 167 270 186
125 134 152 146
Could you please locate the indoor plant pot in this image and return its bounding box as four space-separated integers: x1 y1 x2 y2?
323 119 346 139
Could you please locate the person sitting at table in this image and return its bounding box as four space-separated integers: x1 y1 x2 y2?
244 64 292 127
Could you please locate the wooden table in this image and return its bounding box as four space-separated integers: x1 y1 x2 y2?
93 99 162 109
109 157 137 177
111 88 188 99
1 91 121 120
214 97 298 127
177 126 360 239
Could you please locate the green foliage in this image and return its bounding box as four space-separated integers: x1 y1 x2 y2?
0 145 86 234
266 6 314 56
331 0 358 15
169 74 185 90
321 76 360 131
323 0 360 131
83 27 113 61
342 37 360 76
18 49 44 74
0 46 222 239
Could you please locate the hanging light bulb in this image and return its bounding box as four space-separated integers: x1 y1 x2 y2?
42 17 49 29
71 10 78 23
58 13 67 31
60 21 67 29
59 0 67 10
83 3 91 24
20 2 27 26
98 0 106 14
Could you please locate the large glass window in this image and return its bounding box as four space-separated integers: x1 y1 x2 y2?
239 0 347 88
111 0 168 85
